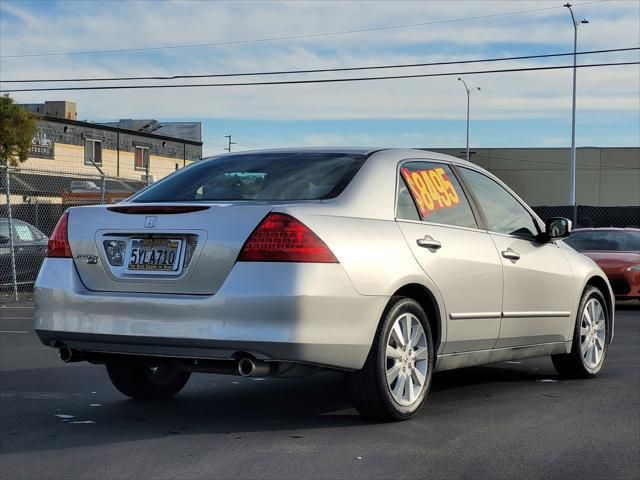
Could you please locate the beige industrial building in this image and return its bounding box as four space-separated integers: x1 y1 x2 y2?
17 101 202 183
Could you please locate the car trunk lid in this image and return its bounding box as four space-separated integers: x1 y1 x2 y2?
67 203 274 295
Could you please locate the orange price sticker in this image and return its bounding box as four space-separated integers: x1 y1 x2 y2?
400 167 460 218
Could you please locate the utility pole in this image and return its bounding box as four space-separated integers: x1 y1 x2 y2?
565 3 589 225
457 77 481 162
224 134 237 153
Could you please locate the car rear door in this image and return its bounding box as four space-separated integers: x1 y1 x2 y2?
12 221 46 283
0 221 12 284
457 166 575 348
395 160 503 354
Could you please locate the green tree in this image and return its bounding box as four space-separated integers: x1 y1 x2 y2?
0 94 38 167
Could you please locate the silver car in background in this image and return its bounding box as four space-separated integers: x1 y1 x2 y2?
34 148 614 420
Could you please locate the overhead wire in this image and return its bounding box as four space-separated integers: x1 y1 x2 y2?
2 61 637 93
2 47 636 83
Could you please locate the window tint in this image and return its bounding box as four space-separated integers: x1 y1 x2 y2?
459 167 539 239
399 162 477 228
132 152 366 202
565 230 640 252
14 223 34 242
29 225 46 241
0 222 9 239
396 180 421 221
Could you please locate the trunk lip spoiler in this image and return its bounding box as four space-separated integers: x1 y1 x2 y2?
106 205 211 215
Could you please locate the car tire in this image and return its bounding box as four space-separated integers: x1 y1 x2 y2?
106 361 191 400
348 296 435 421
552 286 610 379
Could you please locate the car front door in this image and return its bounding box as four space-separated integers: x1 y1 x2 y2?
457 167 575 348
395 161 503 354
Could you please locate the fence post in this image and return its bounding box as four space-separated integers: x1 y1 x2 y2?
100 174 106 204
3 166 19 302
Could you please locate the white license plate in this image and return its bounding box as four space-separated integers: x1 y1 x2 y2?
127 238 183 272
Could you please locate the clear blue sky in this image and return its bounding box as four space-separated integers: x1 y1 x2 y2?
1 0 638 156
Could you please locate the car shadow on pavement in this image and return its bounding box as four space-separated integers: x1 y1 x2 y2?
0 359 559 455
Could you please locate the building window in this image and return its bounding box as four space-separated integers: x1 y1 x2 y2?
84 139 102 166
135 146 150 171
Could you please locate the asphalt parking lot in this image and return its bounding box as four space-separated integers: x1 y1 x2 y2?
0 303 638 480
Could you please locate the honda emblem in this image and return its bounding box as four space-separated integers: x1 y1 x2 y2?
144 216 158 228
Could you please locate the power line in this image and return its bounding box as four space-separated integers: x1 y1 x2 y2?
234 140 266 149
202 140 227 147
1 61 637 93
3 47 636 84
0 0 611 59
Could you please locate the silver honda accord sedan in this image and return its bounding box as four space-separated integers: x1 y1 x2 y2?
34 148 614 420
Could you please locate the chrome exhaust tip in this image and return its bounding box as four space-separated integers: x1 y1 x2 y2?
58 345 73 363
238 357 256 377
237 357 272 377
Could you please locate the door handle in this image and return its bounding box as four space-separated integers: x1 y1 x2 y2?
416 236 442 249
501 247 520 260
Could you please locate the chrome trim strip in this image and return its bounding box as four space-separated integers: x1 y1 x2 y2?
449 311 571 320
449 312 502 320
502 311 571 318
437 341 570 358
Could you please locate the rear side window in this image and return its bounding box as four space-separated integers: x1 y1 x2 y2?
398 161 477 229
459 167 539 239
14 223 35 242
131 152 367 202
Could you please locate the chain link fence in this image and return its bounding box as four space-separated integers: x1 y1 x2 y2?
1 164 146 303
532 205 640 228
1 164 638 303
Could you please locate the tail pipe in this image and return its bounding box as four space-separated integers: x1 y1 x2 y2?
237 357 273 377
58 344 85 363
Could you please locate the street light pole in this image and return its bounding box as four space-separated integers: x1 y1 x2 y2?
565 3 588 224
457 77 481 162
224 134 237 153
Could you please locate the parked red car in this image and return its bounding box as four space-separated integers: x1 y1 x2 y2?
565 228 640 300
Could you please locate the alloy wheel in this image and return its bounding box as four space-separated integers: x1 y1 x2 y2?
385 313 429 406
580 298 606 369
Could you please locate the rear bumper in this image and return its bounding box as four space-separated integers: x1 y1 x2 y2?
34 258 388 370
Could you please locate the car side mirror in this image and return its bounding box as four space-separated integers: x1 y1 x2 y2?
544 217 572 240
0 235 9 245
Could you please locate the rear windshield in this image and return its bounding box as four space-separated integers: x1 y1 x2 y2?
131 152 367 202
564 230 640 252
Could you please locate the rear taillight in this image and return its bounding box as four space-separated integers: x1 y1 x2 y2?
47 212 72 258
238 212 338 263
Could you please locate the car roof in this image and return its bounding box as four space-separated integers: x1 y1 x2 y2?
202 147 470 164
0 218 33 225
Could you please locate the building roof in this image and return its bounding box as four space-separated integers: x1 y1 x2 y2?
102 119 202 142
38 115 203 146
